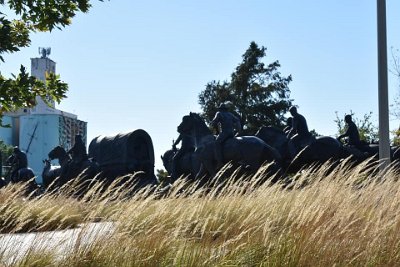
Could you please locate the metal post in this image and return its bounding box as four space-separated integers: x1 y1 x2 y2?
377 0 391 169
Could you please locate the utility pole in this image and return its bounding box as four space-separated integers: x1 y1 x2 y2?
377 0 391 170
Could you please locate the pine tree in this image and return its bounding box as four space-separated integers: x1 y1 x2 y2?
199 41 292 134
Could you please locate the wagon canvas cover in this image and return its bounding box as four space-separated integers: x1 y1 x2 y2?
88 129 155 177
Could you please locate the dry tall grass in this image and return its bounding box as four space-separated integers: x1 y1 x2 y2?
1 160 400 266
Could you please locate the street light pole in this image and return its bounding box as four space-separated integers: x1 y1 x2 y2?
377 0 391 169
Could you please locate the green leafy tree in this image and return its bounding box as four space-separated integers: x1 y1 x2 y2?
334 111 378 143
310 129 321 138
0 0 102 123
0 140 13 178
198 41 293 134
393 129 400 146
0 139 12 164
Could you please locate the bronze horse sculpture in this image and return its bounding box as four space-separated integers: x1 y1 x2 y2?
255 126 400 173
161 146 201 182
41 159 62 188
42 146 99 189
255 126 356 171
0 167 37 194
41 146 70 188
44 143 156 195
0 156 37 193
177 113 282 178
9 167 35 184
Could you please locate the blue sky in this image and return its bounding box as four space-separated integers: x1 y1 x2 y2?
2 1 400 170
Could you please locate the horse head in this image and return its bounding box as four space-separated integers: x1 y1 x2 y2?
256 126 288 147
178 113 211 134
48 146 67 160
177 114 192 134
190 112 211 133
48 146 71 167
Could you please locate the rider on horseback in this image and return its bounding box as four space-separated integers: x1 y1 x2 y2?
171 128 195 179
6 146 28 182
67 134 88 168
210 103 241 169
337 114 361 147
57 134 88 182
287 106 312 159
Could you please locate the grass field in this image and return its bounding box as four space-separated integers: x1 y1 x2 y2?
1 160 400 266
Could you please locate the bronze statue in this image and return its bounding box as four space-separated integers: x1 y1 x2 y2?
287 106 312 158
256 126 351 173
44 146 71 187
178 112 281 178
337 115 361 147
161 146 201 183
170 128 195 179
45 144 98 191
68 134 88 167
6 146 28 182
210 103 242 168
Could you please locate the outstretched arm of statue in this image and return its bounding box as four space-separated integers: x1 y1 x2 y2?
173 134 182 150
210 112 221 128
337 127 350 141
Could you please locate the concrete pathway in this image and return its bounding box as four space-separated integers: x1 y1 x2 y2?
0 222 115 265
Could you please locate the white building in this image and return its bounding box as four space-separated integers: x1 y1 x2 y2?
0 48 87 183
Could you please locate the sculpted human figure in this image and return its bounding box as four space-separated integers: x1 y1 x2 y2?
68 134 88 166
6 146 28 182
287 106 312 158
210 103 241 168
171 128 195 179
337 115 361 147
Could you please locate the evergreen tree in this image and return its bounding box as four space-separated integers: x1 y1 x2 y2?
199 41 292 134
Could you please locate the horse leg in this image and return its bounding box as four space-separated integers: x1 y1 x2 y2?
195 163 215 189
195 161 216 181
191 156 201 181
195 163 206 180
204 159 217 178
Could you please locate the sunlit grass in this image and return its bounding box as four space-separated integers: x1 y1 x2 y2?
1 160 400 266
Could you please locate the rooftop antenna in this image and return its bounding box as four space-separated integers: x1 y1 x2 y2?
38 47 51 58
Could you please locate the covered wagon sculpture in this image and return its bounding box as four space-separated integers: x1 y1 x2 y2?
88 129 158 186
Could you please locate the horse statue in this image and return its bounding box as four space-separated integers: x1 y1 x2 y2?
3 154 35 185
9 167 35 184
41 159 63 188
255 126 400 172
177 112 282 178
41 146 71 187
0 165 37 194
43 145 99 189
161 146 201 182
255 126 351 171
